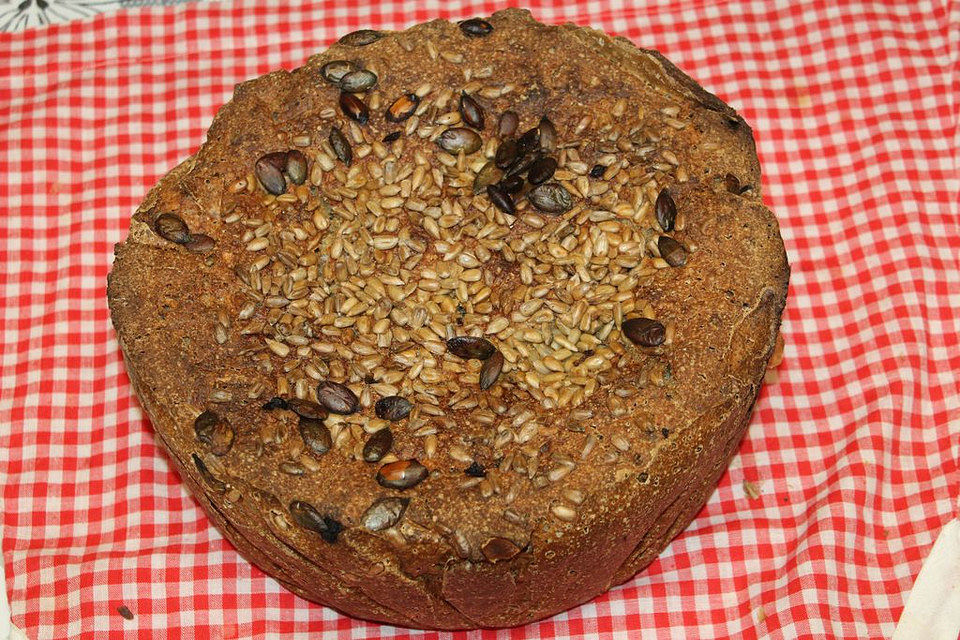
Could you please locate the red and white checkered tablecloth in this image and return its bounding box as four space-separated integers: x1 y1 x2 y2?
0 0 957 638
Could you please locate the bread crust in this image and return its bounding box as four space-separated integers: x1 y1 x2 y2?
107 9 788 629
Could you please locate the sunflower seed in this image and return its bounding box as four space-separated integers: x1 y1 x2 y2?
658 235 687 267
375 396 413 421
551 503 577 522
339 69 378 92
339 92 369 124
622 317 666 347
437 128 482 154
528 183 573 214
447 336 496 360
362 497 410 531
459 91 485 129
280 461 305 476
338 29 382 46
194 410 234 456
655 188 676 231
363 428 394 462
377 459 428 489
459 18 493 37
317 380 360 414
289 500 342 543
153 213 191 244
479 349 504 389
383 131 401 143
299 417 332 456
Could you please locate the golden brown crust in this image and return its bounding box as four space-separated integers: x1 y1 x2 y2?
107 8 788 629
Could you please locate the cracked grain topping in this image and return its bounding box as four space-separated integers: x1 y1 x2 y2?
153 15 722 537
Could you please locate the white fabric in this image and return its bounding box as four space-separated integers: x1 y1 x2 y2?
893 518 960 640
0 551 28 640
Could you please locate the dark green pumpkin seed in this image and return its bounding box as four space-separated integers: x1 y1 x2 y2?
285 149 307 185
339 92 369 124
655 188 676 231
386 93 419 122
289 500 342 543
362 497 409 531
528 182 573 214
495 138 519 169
362 428 393 463
375 396 412 421
255 153 287 195
183 233 215 253
459 18 493 37
499 174 523 194
376 459 428 490
505 149 539 177
339 69 378 92
299 417 332 456
153 213 191 244
486 184 515 214
338 29 382 46
192 453 226 491
517 127 540 153
194 410 235 456
329 126 353 165
527 156 557 185
538 116 557 152
437 127 482 154
622 318 666 347
286 398 328 420
498 110 518 137
320 60 357 85
459 91 485 130
262 396 288 410
479 349 504 389
316 380 359 414
464 461 486 477
447 336 496 360
473 161 503 194
658 235 687 267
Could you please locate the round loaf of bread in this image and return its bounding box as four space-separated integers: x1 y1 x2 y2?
107 8 788 629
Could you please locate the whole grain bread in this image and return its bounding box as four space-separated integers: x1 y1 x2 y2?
107 8 788 629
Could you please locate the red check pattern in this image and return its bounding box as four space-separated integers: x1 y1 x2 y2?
1 1 958 638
